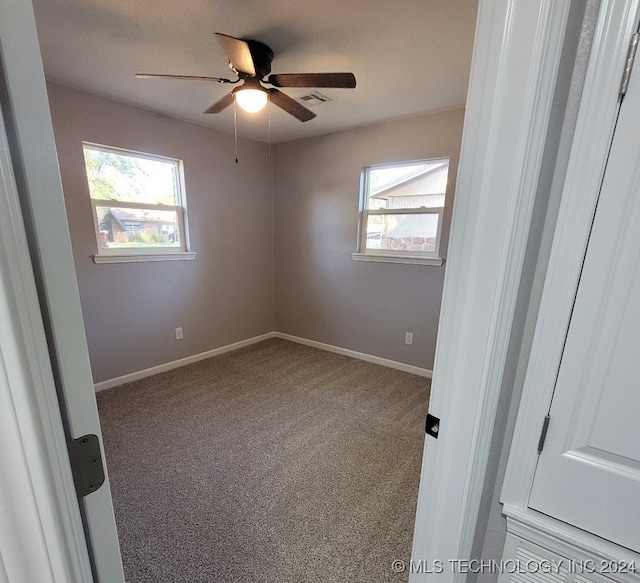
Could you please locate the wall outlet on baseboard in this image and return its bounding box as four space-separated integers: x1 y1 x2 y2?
175 327 183 340
405 332 414 345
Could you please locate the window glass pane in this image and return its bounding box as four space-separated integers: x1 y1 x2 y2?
83 146 179 205
367 161 448 210
96 206 180 250
366 213 439 253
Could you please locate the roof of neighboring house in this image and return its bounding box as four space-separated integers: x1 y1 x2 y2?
370 162 448 199
102 207 174 228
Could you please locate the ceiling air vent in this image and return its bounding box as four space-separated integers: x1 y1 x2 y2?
297 92 332 106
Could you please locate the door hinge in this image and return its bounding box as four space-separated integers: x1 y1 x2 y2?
425 413 440 439
68 434 105 497
537 415 551 454
620 31 639 98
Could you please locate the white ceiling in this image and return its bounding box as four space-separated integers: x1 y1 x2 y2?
32 0 478 144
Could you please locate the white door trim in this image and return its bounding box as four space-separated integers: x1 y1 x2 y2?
0 1 124 581
410 0 574 580
500 0 640 565
502 0 640 509
0 95 92 581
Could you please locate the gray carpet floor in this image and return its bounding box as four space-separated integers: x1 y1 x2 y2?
97 338 430 582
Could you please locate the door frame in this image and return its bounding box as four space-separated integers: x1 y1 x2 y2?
499 0 640 567
411 0 639 579
410 0 576 580
0 1 124 581
0 90 94 583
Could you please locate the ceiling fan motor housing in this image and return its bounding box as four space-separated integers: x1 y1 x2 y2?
245 39 274 79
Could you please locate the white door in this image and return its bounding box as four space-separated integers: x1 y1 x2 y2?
0 2 125 581
528 29 640 553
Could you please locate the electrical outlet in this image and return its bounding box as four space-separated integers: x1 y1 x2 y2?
175 327 183 340
405 332 414 345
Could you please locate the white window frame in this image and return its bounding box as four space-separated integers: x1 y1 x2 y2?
83 142 195 263
352 158 448 266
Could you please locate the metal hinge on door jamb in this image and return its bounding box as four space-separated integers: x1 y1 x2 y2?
537 415 551 454
620 31 639 98
67 434 105 497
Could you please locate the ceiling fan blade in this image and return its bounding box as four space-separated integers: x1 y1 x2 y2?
215 33 256 76
204 91 235 114
267 73 356 88
269 88 316 122
136 73 234 83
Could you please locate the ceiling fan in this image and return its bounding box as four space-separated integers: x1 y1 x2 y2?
136 33 357 122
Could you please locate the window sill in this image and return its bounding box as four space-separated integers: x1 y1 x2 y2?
351 252 444 266
93 252 197 264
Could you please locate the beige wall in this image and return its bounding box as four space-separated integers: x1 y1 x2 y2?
47 82 275 383
273 108 465 369
48 82 464 381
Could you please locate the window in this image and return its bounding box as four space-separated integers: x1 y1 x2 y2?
83 143 193 262
354 159 449 265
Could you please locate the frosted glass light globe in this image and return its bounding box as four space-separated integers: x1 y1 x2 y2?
235 89 268 113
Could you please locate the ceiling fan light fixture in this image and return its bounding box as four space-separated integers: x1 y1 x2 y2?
235 88 268 113
140 34 355 122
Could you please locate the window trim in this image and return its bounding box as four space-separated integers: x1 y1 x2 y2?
356 158 449 263
92 252 196 264
351 252 444 266
83 142 193 259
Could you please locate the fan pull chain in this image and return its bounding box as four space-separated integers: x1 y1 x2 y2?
268 93 272 159
234 99 239 164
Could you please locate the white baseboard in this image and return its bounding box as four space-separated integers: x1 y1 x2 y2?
94 332 276 391
273 332 433 378
94 330 433 391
